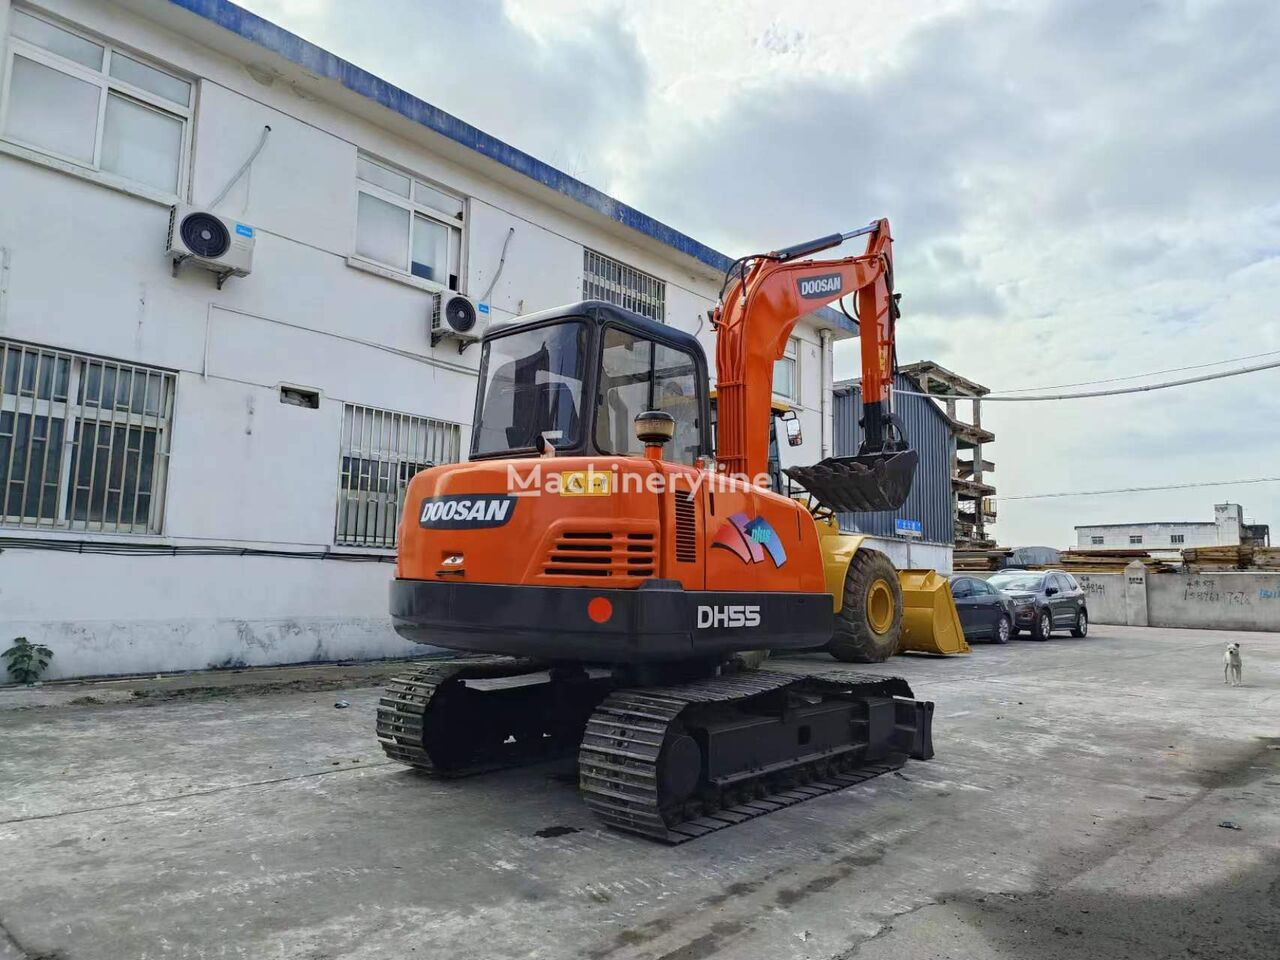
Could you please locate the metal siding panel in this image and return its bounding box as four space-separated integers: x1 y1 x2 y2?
830 375 954 545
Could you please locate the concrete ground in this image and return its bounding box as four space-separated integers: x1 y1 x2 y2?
1 625 1277 960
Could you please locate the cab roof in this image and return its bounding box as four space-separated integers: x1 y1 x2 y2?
485 300 705 356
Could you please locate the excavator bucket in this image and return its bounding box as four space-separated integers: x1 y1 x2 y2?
896 569 969 656
785 451 918 514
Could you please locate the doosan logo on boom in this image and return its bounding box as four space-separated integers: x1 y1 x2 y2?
797 274 843 299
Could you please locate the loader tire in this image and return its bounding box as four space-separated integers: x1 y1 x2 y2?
827 549 903 663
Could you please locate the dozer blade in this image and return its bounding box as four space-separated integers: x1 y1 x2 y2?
897 569 969 656
785 450 918 513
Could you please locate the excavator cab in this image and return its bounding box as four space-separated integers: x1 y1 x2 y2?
470 302 712 467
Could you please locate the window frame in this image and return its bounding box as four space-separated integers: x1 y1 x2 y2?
1090 535 1104 545
1170 533 1184 544
351 153 467 293
0 6 194 199
1129 534 1143 545
773 336 800 402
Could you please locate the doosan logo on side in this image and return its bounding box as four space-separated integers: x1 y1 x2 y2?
797 274 842 299
418 495 516 529
696 605 761 629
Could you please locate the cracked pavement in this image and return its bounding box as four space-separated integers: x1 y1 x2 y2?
0 624 1277 959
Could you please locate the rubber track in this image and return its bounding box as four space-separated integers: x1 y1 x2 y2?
579 669 913 843
375 655 546 775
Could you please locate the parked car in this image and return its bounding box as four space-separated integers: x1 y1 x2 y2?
986 569 1089 640
948 575 1017 644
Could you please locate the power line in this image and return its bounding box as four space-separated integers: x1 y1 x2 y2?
997 477 1280 502
992 348 1280 393
898 356 1280 401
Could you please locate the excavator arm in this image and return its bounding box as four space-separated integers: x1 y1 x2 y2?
712 218 916 511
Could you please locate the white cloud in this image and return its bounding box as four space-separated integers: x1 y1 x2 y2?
239 0 1280 546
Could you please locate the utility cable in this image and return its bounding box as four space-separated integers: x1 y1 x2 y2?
210 125 272 209
992 347 1280 393
478 227 515 304
996 477 1280 502
898 356 1280 401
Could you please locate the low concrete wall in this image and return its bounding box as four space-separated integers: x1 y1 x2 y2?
1147 572 1280 632
1073 574 1126 624
978 566 1280 631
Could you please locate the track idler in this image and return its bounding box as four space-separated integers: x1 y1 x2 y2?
785 449 918 513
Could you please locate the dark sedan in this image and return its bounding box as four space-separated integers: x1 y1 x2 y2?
949 575 1017 644
987 569 1089 640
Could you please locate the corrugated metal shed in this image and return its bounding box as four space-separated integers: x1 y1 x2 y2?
833 373 954 544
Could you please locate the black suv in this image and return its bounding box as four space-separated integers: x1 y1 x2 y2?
986 569 1089 640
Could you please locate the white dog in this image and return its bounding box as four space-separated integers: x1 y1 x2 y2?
1223 642 1243 687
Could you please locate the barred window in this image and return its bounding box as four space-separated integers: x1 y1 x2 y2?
1170 533 1184 544
583 248 665 322
0 338 175 533
336 403 462 547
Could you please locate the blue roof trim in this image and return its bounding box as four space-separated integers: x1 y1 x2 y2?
165 0 856 335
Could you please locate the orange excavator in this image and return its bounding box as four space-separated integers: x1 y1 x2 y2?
377 219 954 842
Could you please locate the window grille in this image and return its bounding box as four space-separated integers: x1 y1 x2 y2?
1170 534 1184 544
583 248 666 322
0 338 175 533
335 403 462 547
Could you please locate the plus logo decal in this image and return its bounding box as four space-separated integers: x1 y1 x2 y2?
711 513 787 567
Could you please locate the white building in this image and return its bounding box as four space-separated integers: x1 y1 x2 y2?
1075 503 1269 558
0 0 856 679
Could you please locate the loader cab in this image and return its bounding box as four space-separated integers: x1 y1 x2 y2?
470 301 713 465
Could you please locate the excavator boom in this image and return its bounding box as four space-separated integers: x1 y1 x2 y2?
713 219 916 511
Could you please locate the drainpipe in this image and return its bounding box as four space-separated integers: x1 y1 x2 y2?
819 329 833 458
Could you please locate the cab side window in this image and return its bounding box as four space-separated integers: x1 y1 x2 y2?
595 328 700 465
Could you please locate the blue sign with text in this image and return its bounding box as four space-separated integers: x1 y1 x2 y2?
894 518 923 538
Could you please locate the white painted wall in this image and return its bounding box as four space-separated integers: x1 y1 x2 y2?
0 0 848 678
1075 503 1246 552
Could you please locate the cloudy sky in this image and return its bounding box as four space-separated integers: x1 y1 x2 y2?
241 0 1280 547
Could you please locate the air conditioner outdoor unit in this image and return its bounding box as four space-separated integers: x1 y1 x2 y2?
431 293 490 352
166 204 255 289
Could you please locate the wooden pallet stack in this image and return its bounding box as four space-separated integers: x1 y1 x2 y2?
1253 547 1280 570
953 548 1013 572
1057 549 1176 574
1181 545 1256 571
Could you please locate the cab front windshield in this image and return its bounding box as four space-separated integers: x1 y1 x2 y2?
473 321 587 456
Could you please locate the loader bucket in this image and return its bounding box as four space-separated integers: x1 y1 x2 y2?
785 450 918 513
897 569 969 656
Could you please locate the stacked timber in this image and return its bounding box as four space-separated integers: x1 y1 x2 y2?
953 548 1013 571
1253 547 1280 570
1181 545 1256 571
1058 549 1175 574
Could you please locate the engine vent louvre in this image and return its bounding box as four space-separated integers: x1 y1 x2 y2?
543 530 655 578
674 494 697 562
